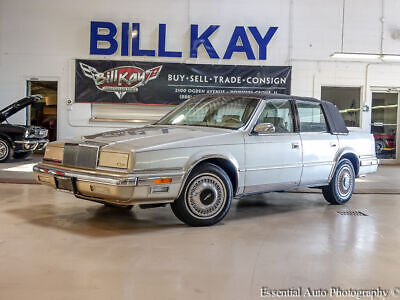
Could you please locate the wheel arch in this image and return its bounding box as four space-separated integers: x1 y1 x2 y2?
181 154 239 197
0 133 13 146
331 149 360 180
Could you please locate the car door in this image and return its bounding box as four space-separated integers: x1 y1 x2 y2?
295 100 339 186
244 99 302 193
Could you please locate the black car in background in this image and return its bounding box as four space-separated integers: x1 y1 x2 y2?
0 95 48 162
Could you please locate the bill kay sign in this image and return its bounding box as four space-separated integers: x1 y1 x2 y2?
79 21 289 105
75 60 291 104
90 21 278 60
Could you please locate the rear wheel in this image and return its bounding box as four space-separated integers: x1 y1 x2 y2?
0 138 13 163
322 158 355 205
171 163 233 226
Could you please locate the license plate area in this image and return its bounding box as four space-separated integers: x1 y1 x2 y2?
55 176 76 193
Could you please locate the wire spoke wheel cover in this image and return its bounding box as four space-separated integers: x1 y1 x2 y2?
322 158 355 205
185 173 227 219
0 140 9 160
336 165 353 198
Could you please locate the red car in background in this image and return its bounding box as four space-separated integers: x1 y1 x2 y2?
374 133 396 154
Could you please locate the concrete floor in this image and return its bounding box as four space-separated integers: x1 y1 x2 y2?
0 155 41 183
1 183 400 299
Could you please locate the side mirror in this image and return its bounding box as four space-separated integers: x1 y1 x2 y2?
253 123 275 134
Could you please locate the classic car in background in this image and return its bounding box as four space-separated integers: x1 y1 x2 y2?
373 133 396 154
0 95 48 162
34 94 378 226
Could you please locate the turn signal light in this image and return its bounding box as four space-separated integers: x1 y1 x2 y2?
154 178 172 184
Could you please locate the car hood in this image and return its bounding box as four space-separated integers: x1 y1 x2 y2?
81 125 241 152
0 95 42 123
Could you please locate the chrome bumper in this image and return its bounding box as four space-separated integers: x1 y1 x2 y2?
33 164 183 205
359 157 379 166
15 139 48 151
358 156 378 176
33 165 139 186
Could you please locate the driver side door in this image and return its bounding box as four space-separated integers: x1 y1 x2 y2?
243 99 302 193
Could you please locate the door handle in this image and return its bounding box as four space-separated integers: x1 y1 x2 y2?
330 142 337 147
292 142 300 149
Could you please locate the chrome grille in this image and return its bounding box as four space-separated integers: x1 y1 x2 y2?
63 143 99 169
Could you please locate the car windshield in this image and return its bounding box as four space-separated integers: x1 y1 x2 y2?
156 96 259 129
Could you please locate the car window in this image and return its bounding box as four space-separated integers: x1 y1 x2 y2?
256 99 293 133
296 100 328 132
156 96 259 129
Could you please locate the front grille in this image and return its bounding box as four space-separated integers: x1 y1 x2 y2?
63 143 99 169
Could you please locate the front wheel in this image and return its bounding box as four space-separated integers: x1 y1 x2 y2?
0 138 13 163
322 158 355 205
171 163 233 226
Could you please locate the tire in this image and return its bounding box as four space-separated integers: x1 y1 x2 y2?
0 138 13 163
171 163 233 226
13 152 32 160
322 158 355 205
375 139 384 154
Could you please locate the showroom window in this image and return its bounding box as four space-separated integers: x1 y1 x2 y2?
321 86 361 127
296 100 328 132
90 103 174 123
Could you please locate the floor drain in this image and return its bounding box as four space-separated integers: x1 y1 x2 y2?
337 210 368 216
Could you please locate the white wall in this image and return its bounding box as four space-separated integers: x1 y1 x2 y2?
1 0 400 138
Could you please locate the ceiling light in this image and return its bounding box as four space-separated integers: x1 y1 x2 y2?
330 52 381 60
381 55 400 61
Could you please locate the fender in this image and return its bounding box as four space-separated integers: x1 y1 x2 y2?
328 146 360 181
178 151 241 197
0 133 14 148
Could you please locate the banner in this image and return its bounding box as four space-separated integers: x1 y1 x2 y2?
75 59 291 105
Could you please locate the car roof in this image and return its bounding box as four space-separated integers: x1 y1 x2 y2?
195 92 321 103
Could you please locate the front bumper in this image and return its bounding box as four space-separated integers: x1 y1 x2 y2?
33 164 184 205
15 139 48 151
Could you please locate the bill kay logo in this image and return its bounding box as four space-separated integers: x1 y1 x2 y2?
80 62 162 99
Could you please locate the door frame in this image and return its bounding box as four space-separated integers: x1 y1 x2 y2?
370 87 400 164
25 77 59 139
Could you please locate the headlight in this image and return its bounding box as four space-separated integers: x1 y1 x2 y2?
25 127 48 138
39 128 48 138
98 150 130 169
43 144 64 163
